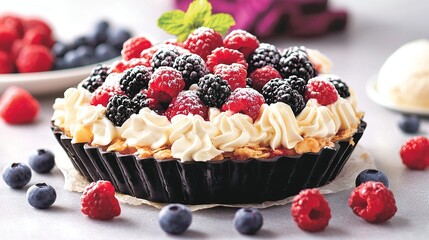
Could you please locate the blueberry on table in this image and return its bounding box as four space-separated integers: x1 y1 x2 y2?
233 208 263 235
107 28 132 50
29 149 55 173
355 169 389 187
159 204 192 235
2 163 32 189
398 114 420 133
26 183 56 209
95 43 119 62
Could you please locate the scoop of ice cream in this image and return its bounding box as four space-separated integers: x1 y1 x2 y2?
378 39 429 108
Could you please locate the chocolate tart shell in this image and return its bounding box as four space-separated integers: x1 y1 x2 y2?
52 121 366 204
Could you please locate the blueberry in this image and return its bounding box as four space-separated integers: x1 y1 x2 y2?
2 163 32 189
233 208 263 235
398 114 420 133
95 43 119 61
53 57 67 70
95 20 110 33
107 28 131 50
26 183 56 209
52 42 69 58
355 169 389 187
159 204 192 234
63 47 95 68
91 20 110 45
29 149 55 173
63 50 82 68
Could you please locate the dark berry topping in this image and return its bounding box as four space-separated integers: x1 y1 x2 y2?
282 46 308 58
262 78 305 115
132 92 163 114
150 46 180 70
173 53 207 88
326 75 350 98
197 74 231 108
285 75 306 95
277 52 316 81
82 64 110 92
247 43 281 73
246 78 253 88
119 66 151 97
106 95 138 126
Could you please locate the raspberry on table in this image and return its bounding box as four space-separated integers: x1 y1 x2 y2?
183 27 223 60
197 74 231 108
151 46 180 70
325 75 350 98
106 94 139 126
165 90 208 120
0 51 14 73
223 29 259 59
291 189 331 232
110 58 151 73
221 87 265 121
247 43 281 73
16 45 53 73
90 84 124 107
305 77 339 106
82 64 110 93
399 136 429 170
348 181 397 223
213 63 247 91
206 47 248 72
119 66 152 97
121 36 152 61
286 75 307 96
0 86 40 124
262 78 305 115
147 66 185 105
0 25 19 51
248 65 282 92
81 180 121 220
173 53 207 88
277 52 317 81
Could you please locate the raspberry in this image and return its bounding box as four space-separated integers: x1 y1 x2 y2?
119 66 152 97
213 63 247 91
140 45 159 62
223 29 259 58
147 67 185 105
151 46 180 70
222 88 265 121
278 52 317 81
197 74 231 108
0 86 40 124
248 66 282 92
0 51 14 73
348 181 397 223
291 189 331 232
262 78 305 115
0 15 24 36
286 75 307 96
247 43 280 73
173 53 207 88
110 58 150 73
206 47 248 72
399 136 429 170
106 95 139 126
132 92 163 114
0 25 19 51
326 75 350 98
81 180 121 220
82 64 110 93
165 90 208 120
22 28 54 48
183 27 223 60
305 77 338 106
16 45 53 73
90 84 124 107
121 36 152 61
162 38 184 47
23 18 52 36
11 39 25 61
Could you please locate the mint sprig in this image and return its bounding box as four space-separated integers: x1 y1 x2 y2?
158 0 235 42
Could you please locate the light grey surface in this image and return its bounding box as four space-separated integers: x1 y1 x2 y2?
1 0 429 239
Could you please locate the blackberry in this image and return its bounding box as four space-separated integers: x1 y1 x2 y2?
327 75 350 98
173 53 207 88
282 46 308 58
285 75 306 95
261 78 283 104
262 79 305 115
246 78 253 88
119 66 151 97
197 74 231 108
247 43 281 73
106 95 138 126
131 92 163 114
277 53 316 81
151 47 180 70
82 64 110 92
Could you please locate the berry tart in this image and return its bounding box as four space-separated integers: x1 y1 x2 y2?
51 0 365 204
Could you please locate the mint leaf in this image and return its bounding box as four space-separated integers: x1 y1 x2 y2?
157 10 187 35
203 13 235 35
185 0 212 28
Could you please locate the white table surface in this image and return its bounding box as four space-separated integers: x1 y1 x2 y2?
1 0 429 239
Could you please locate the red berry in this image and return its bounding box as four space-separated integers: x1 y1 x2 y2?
291 189 331 232
165 90 208 120
183 27 223 60
213 63 247 91
223 29 259 58
162 38 184 47
0 86 40 124
305 77 338 105
206 47 248 72
0 25 19 51
16 45 53 73
140 45 160 62
0 14 24 36
221 87 265 121
0 51 14 73
24 18 52 36
147 67 185 104
81 180 121 220
248 66 282 92
90 84 124 107
348 181 397 223
121 36 152 61
22 28 54 48
110 58 151 73
399 136 429 170
10 39 25 61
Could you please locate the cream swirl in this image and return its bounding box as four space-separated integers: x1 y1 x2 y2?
297 99 340 138
329 97 360 129
209 108 266 151
91 117 118 146
121 108 171 149
169 114 222 162
254 103 303 149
